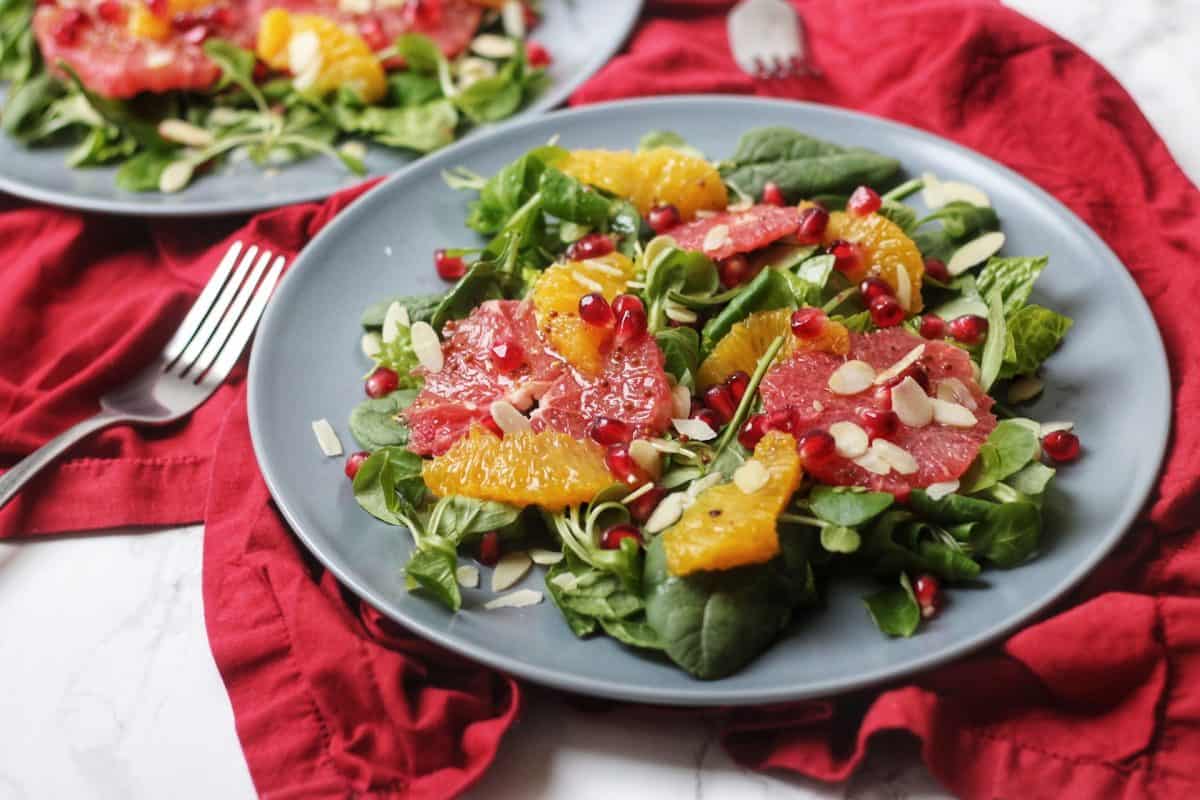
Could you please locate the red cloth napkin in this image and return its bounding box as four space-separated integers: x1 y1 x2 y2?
3 0 1199 797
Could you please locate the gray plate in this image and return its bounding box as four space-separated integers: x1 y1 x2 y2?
248 96 1171 706
0 0 641 217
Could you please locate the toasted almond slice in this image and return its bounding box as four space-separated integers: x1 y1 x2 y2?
311 419 343 457
672 417 718 441
157 118 215 148
671 384 692 419
289 30 322 74
410 321 443 372
829 421 869 458
921 171 945 209
158 160 194 194
873 344 925 385
492 551 533 592
529 548 564 565
484 589 544 610
687 472 724 497
853 449 892 475
382 301 409 343
871 439 918 475
665 304 699 324
623 482 656 504
939 180 991 208
490 400 532 434
925 480 959 500
936 377 978 410
948 232 1006 276
1040 420 1075 437
629 439 663 478
702 224 730 253
471 33 517 58
931 398 978 427
501 0 527 38
891 376 934 427
828 360 876 395
361 331 382 359
455 564 480 588
645 492 687 534
1007 375 1044 404
733 459 769 494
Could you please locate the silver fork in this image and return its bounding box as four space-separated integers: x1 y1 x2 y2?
727 0 818 79
0 241 286 511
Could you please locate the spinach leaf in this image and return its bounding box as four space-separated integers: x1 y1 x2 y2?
808 486 895 527
538 166 611 228
655 327 700 388
405 548 461 611
348 390 417 450
962 420 1040 494
466 145 564 234
700 268 794 352
864 574 921 637
912 202 1001 262
428 496 522 545
909 490 1041 567
598 616 663 650
388 71 444 107
1001 304 1073 377
332 98 458 153
643 241 720 332
976 256 1047 313
788 253 836 306
351 445 427 526
859 510 982 581
878 198 918 232
115 150 175 192
361 293 445 329
430 237 523 330
393 33 445 73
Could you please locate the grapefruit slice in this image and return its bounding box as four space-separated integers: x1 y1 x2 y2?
664 204 801 262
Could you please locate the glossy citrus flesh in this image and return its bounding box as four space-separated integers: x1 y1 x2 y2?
530 252 636 375
821 209 925 313
558 148 728 220
421 428 613 511
663 431 803 576
129 1 218 39
696 309 850 389
257 9 386 102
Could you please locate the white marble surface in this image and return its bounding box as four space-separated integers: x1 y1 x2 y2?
2 4 1198 798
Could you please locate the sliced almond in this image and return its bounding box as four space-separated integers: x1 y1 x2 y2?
629 439 662 478
664 303 699 324
671 383 692 419
687 472 724 497
829 421 869 458
339 140 367 161
1007 375 1044 404
157 118 215 148
853 449 892 476
644 492 687 534
828 360 876 395
572 272 604 293
338 0 371 12
622 482 656 505
733 459 769 494
490 400 532 434
925 480 959 501
484 589 544 610
410 321 443 372
947 231 1006 276
583 258 625 277
455 564 480 588
1040 420 1075 437
549 572 577 592
672 417 718 441
873 345 925 385
470 33 517 59
939 180 991 208
702 224 730 253
936 377 978 410
529 548 563 565
920 171 945 209
727 197 753 213
288 30 322 75
158 160 194 194
492 551 533 592
311 419 343 457
931 398 978 427
871 439 918 475
382 301 409 343
361 331 382 359
890 376 934 427
893 258 913 311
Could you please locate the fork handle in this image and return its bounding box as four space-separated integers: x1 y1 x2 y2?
0 410 128 512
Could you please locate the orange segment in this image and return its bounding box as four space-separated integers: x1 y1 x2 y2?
558 148 727 221
696 308 850 389
257 10 386 103
663 431 803 576
530 252 635 375
422 428 613 511
822 209 925 313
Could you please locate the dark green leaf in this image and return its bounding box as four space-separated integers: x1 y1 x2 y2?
909 490 1041 567
332 98 458 153
864 573 921 637
348 390 417 450
351 446 426 527
1001 304 1073 377
466 145 564 234
700 268 794 352
976 256 1047 313
388 71 444 107
361 293 445 329
962 420 1040 493
405 549 461 611
878 198 918 232
538 166 611 228
808 486 895 527
430 496 521 544
655 327 700 388
394 33 444 73
115 150 175 192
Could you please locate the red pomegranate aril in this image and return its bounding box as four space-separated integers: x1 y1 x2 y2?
691 407 723 431
567 232 614 260
480 415 505 438
912 573 942 618
490 341 524 372
924 257 950 283
611 293 644 317
919 313 947 339
859 276 894 302
767 409 795 433
761 181 786 206
578 292 615 327
344 451 370 480
726 370 751 403
1042 430 1081 463
204 5 236 27
738 413 770 449
948 314 989 345
359 17 388 50
647 204 681 234
606 443 650 487
588 416 632 446
627 486 665 523
526 39 552 68
847 185 882 216
477 531 501 566
434 249 466 281
718 254 753 288
798 429 837 464
97 0 126 23
52 9 88 46
523 2 540 29
859 407 900 440
601 523 642 550
364 367 399 398
872 384 893 409
614 306 648 346
829 240 860 274
148 0 169 16
703 384 737 423
796 205 830 243
790 307 827 340
883 364 931 394
869 294 905 327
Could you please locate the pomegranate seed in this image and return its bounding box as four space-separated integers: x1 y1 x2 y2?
253 61 271 81
859 276 894 302
829 240 860 274
490 341 523 372
718 255 753 288
847 185 882 216
578 292 615 327
766 409 795 434
627 486 665 523
738 413 770 449
204 6 236 27
924 258 950 283
434 249 466 281
1042 430 1081 463
359 17 388 50
526 39 552 68
148 0 169 16
797 429 837 464
480 415 505 438
52 9 88 46
859 408 899 440
912 573 942 618
948 314 989 345
796 205 830 243
726 370 751 403
181 24 210 44
919 314 947 339
872 384 894 409
647 204 681 234
567 232 614 260
601 523 642 550
588 417 632 446
97 0 126 23
344 451 370 480
884 363 931 393
364 367 399 398
761 181 786 206
614 305 648 346
611 294 644 317
690 407 723 431
522 3 540 29
869 295 905 327
789 307 827 340
477 531 501 566
606 443 650 487
703 384 737 423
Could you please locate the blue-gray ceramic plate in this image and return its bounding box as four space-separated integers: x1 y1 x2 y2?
0 0 641 217
248 96 1171 705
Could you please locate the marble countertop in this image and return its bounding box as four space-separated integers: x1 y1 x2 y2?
2 3 1197 798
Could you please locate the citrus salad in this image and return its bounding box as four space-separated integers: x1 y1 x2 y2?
0 0 548 192
338 127 1080 680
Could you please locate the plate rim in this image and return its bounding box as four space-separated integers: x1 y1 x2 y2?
248 94 1173 705
0 0 643 217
